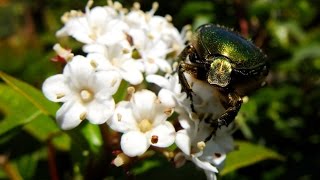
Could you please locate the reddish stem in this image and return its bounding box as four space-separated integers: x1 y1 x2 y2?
47 141 59 180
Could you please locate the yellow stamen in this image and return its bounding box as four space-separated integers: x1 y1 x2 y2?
138 119 152 133
113 153 130 167
56 93 65 99
197 141 206 151
133 2 140 10
80 89 93 102
80 112 87 121
117 113 122 121
90 60 98 68
164 108 173 116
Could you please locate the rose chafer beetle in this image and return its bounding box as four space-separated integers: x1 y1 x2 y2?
178 24 268 132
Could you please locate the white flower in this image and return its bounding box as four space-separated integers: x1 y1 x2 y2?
84 42 144 85
173 73 236 179
139 38 173 74
147 15 185 54
108 89 175 157
56 1 128 46
146 73 189 113
124 2 185 74
175 113 234 180
42 55 121 130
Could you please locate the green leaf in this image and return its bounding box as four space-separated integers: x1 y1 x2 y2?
220 141 285 175
80 123 103 154
15 148 47 179
133 160 162 175
0 71 59 116
0 84 45 135
0 83 70 150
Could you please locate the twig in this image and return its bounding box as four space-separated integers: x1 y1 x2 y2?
0 155 23 180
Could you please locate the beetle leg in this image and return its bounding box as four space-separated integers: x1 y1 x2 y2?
178 62 196 111
178 61 205 112
217 92 243 127
178 62 199 94
177 45 202 112
178 45 193 62
203 114 217 142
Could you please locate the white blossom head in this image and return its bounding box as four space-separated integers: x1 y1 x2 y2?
146 73 190 113
108 89 176 157
56 0 128 46
42 55 121 129
175 112 235 180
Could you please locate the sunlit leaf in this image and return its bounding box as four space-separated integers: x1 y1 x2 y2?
0 84 45 135
221 141 285 175
0 84 70 150
0 71 59 116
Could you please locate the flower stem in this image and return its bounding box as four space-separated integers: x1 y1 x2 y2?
0 155 23 180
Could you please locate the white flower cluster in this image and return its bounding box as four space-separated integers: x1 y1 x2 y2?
42 1 235 179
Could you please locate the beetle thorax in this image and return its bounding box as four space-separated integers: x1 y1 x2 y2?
207 56 232 87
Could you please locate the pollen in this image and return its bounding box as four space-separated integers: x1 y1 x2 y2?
113 153 130 167
127 86 135 95
56 93 65 99
117 113 122 121
164 108 173 116
90 60 98 68
148 58 155 64
197 141 206 150
133 2 140 10
80 89 93 102
111 78 118 87
80 112 87 121
138 119 152 133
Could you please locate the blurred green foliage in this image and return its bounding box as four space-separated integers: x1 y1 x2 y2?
0 0 319 179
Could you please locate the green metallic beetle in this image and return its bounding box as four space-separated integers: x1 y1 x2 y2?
178 24 268 131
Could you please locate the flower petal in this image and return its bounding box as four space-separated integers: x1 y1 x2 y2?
42 74 72 102
86 98 115 124
158 89 176 107
86 52 113 71
154 57 172 73
87 7 111 27
204 170 217 180
83 44 108 54
146 75 170 89
191 156 218 173
56 101 86 130
178 114 194 130
131 90 157 120
108 101 137 133
63 55 94 89
175 129 191 155
210 134 234 153
121 131 149 157
120 69 143 85
119 59 143 85
90 70 121 96
141 59 159 75
147 121 175 148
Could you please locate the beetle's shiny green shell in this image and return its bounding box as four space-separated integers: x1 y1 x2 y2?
191 24 266 69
